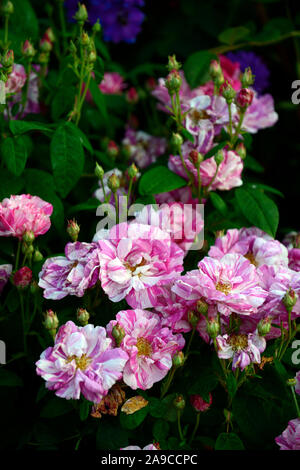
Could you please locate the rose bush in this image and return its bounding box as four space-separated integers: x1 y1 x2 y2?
0 0 299 453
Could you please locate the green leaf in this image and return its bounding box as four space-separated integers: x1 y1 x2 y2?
235 186 279 237
9 121 53 135
218 26 250 45
51 86 76 121
89 79 109 125
96 419 129 450
226 372 237 399
120 406 148 430
1 136 28 176
205 141 227 159
50 122 85 198
139 166 187 195
40 397 74 418
184 51 217 89
247 183 284 198
0 170 24 199
188 368 218 396
153 420 170 442
244 155 264 173
24 169 64 232
209 192 228 216
149 397 168 418
274 359 289 383
79 399 91 421
215 432 245 450
68 198 100 215
0 369 23 387
9 0 39 40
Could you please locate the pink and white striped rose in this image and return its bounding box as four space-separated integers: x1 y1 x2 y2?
107 309 185 390
36 321 128 403
98 222 184 309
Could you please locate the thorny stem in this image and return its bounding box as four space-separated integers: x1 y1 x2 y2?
177 410 184 442
189 412 200 445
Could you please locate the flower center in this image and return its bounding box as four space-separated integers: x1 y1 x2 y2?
125 258 148 273
67 353 91 370
136 337 152 357
244 251 258 266
215 281 232 295
228 334 248 351
190 109 209 124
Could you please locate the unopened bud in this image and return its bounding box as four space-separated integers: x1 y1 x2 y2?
23 230 35 244
197 299 208 316
127 163 139 179
2 49 14 69
188 311 199 328
74 3 88 24
92 20 101 34
257 317 272 336
189 150 203 167
22 40 36 59
22 243 34 256
81 31 90 46
283 288 298 311
241 67 255 88
209 60 222 80
236 88 254 109
13 266 32 288
172 351 185 368
190 393 212 413
236 141 246 160
126 87 139 104
107 140 119 158
173 394 185 411
215 71 224 88
107 173 120 193
43 309 59 339
167 54 181 71
214 149 224 166
40 37 52 53
206 318 220 339
33 249 43 263
88 50 97 64
222 82 236 104
45 27 55 43
77 308 90 326
1 1 14 15
95 162 104 179
287 378 297 387
165 69 182 95
30 280 39 295
38 52 49 65
112 323 125 346
171 132 183 150
67 219 80 242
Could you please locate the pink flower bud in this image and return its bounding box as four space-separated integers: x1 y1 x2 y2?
107 140 119 158
40 36 53 53
126 87 139 104
22 40 36 58
13 266 32 288
190 393 212 412
67 219 80 242
236 88 254 109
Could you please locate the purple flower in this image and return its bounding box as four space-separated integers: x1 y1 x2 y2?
275 418 300 450
122 128 167 169
38 242 100 299
226 51 270 94
36 321 128 403
64 0 145 43
216 331 266 370
242 92 278 133
0 264 12 294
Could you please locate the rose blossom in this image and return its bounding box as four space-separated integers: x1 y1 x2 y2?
0 194 53 240
122 128 167 169
208 228 288 268
134 202 203 253
38 242 100 299
216 331 266 370
5 64 26 94
0 264 12 294
98 222 184 309
242 93 278 133
172 254 267 317
275 419 300 450
169 149 243 192
121 444 158 450
107 309 184 390
36 321 128 403
13 266 32 288
283 231 300 272
99 72 126 94
190 393 212 412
